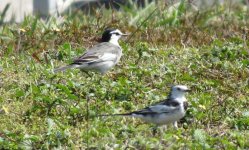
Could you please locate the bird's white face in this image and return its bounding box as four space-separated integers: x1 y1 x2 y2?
170 85 190 98
109 29 125 45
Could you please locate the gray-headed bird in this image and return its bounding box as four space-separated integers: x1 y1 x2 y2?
101 85 190 131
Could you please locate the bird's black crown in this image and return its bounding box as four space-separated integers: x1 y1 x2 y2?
101 28 116 42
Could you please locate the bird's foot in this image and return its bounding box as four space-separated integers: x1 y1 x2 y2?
173 121 178 129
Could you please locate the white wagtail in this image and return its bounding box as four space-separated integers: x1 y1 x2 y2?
54 28 128 74
101 85 190 129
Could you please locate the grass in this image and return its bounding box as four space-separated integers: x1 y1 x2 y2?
0 1 249 149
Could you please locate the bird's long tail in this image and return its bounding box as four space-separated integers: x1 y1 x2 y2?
54 65 77 73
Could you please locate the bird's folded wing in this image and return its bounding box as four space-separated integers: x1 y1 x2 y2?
133 104 179 115
72 52 117 64
71 42 121 65
149 104 179 113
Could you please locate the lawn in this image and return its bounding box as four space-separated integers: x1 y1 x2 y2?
0 1 248 149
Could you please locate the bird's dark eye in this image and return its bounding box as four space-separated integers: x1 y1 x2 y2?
177 87 181 91
113 32 120 35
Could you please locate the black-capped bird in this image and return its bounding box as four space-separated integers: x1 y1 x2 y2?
54 29 128 74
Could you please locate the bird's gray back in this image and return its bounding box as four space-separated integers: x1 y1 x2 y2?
80 42 121 57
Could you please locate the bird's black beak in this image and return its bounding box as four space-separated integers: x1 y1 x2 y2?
184 89 191 92
121 33 129 36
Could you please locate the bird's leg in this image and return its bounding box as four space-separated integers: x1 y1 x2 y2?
173 121 178 129
152 126 158 136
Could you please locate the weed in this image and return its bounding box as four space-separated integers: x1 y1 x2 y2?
0 1 248 149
